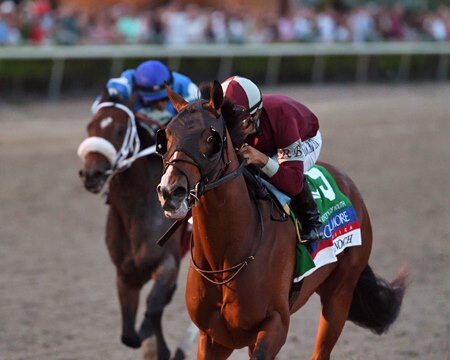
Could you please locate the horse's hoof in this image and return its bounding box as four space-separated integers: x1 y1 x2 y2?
121 333 142 349
172 348 186 360
159 346 171 360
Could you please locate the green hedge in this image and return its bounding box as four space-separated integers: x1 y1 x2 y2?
0 54 447 97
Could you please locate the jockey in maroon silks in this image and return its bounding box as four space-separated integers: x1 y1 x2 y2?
221 76 324 243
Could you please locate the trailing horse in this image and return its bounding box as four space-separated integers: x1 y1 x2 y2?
78 92 195 360
156 82 407 359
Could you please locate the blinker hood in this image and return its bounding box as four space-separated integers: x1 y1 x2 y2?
156 101 227 178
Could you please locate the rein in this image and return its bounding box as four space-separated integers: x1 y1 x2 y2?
156 160 245 247
160 143 261 286
96 102 156 171
78 102 156 197
157 101 265 286
189 185 264 286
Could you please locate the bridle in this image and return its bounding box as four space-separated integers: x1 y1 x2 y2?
157 102 245 207
156 101 263 286
78 102 156 197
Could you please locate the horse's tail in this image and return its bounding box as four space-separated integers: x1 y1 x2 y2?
347 264 408 335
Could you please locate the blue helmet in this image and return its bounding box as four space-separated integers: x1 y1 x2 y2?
133 60 172 103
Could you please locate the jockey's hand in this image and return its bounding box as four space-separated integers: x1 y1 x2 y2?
238 144 268 167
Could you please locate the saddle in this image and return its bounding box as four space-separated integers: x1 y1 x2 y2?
241 166 305 307
241 166 289 223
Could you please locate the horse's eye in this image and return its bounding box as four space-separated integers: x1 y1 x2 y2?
207 136 214 143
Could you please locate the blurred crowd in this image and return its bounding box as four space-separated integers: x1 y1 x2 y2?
0 0 449 45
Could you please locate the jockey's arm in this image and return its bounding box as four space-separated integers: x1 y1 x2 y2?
262 150 304 197
91 71 134 114
239 130 305 197
261 111 305 197
184 82 199 102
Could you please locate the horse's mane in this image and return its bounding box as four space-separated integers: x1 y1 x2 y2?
199 82 244 132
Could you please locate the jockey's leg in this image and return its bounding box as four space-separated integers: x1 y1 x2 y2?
289 131 323 243
290 178 323 243
197 331 234 360
251 311 289 360
302 130 322 172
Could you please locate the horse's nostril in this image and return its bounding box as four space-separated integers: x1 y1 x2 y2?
79 169 85 178
92 170 105 178
158 185 171 201
172 186 187 200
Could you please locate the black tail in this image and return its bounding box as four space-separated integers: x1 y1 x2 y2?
348 265 407 335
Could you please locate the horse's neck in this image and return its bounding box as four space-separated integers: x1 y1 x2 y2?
192 143 257 268
109 157 155 208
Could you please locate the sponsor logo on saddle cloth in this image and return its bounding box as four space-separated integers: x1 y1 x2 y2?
260 165 362 283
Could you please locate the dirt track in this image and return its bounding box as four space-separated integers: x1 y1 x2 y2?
0 84 449 360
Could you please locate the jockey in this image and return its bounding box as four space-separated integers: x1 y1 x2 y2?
221 76 323 243
93 60 198 129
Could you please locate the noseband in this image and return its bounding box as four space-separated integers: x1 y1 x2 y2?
157 102 245 207
78 102 156 197
156 102 263 286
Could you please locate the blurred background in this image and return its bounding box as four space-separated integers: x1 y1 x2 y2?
0 0 449 360
0 0 448 97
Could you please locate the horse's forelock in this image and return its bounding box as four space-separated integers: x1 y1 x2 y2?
89 105 128 131
199 82 243 131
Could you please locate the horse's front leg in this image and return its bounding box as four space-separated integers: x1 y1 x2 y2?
106 208 142 348
197 331 234 360
139 253 178 360
117 272 142 348
250 311 289 360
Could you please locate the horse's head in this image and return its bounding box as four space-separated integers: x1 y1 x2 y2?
78 90 141 194
156 81 227 219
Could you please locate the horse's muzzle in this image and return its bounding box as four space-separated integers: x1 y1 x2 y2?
79 169 108 194
157 184 189 219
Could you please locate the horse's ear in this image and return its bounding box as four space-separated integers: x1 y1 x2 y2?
165 84 188 113
199 82 211 100
208 80 223 112
100 86 110 102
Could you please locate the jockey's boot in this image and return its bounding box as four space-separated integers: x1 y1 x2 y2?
290 178 323 243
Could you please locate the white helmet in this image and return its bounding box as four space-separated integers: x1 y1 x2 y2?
221 76 263 115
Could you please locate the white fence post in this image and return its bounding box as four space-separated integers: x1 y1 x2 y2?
437 55 448 82
48 58 65 100
217 56 233 82
356 55 370 83
110 58 124 78
266 56 281 85
312 55 326 83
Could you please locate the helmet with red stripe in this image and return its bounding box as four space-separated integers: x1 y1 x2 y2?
221 76 263 115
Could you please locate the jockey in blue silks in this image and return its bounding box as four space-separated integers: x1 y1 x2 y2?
93 60 198 130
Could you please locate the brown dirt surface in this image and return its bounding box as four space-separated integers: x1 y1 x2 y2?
0 84 448 360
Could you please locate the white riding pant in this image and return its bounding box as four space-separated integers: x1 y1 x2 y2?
269 130 322 173
301 130 322 172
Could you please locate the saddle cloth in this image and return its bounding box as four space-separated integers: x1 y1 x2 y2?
261 165 362 283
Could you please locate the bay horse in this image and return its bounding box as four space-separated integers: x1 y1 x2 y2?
156 82 407 359
78 91 196 360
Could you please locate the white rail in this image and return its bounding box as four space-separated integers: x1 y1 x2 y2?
0 42 448 99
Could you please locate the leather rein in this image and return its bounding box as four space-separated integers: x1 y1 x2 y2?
158 107 264 286
188 182 264 286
